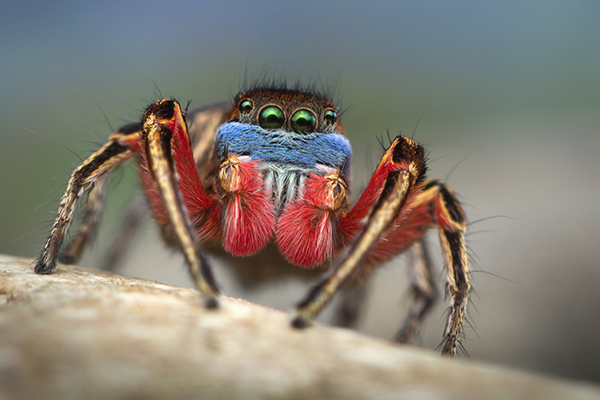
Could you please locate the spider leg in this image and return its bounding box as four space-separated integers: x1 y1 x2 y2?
59 175 109 264
140 100 219 307
35 125 141 274
292 136 425 329
399 180 470 356
428 181 470 356
62 103 230 272
394 237 437 344
58 123 142 265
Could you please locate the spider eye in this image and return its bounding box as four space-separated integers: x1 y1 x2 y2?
324 109 338 126
291 109 316 133
259 106 285 130
239 99 253 114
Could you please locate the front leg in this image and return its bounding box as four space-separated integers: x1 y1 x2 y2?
140 100 220 307
292 136 426 328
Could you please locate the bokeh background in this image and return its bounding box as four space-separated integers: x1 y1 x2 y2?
2 0 599 385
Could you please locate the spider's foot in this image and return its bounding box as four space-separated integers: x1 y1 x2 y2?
441 334 458 357
34 259 55 275
291 278 330 329
290 313 312 329
203 294 220 309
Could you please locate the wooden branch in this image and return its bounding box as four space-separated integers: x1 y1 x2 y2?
1 255 599 400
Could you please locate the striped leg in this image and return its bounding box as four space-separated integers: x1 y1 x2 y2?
292 136 426 329
140 100 219 307
35 126 140 274
58 122 142 265
58 175 109 264
409 180 470 356
435 185 470 356
394 238 438 344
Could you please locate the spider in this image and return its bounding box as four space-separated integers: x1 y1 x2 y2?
34 85 470 356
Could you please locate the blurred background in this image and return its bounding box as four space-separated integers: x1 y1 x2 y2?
2 0 599 385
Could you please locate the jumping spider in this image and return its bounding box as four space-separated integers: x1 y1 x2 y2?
35 85 470 356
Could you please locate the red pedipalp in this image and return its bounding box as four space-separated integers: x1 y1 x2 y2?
276 173 341 268
219 158 276 256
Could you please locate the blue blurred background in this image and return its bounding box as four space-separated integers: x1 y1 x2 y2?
2 0 599 384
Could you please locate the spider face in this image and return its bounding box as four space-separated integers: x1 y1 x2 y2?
230 89 342 134
213 89 352 216
35 85 471 357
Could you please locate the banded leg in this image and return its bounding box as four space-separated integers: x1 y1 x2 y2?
140 100 219 307
56 122 142 265
35 127 140 274
436 186 470 356
411 180 470 356
292 136 426 328
61 103 230 271
394 238 437 344
59 175 109 264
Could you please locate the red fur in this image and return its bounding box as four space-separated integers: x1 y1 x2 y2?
337 152 394 249
138 154 168 227
221 160 275 256
276 174 339 268
334 142 432 267
112 131 141 152
139 109 222 241
364 190 431 266
170 122 222 241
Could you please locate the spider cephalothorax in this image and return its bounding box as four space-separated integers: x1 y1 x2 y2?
35 86 471 356
208 88 353 266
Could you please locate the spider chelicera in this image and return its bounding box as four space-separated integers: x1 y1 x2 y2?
35 85 471 356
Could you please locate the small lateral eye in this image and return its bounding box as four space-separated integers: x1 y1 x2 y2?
291 109 316 133
324 109 338 125
259 106 285 129
239 99 253 113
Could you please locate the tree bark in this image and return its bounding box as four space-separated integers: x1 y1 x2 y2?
0 254 598 400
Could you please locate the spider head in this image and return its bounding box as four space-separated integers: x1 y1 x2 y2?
214 88 352 214
227 88 345 136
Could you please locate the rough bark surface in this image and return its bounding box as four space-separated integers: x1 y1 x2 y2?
1 254 599 400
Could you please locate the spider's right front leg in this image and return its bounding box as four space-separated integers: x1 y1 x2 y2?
140 100 220 307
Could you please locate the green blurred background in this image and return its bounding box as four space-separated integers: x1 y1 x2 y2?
2 0 599 384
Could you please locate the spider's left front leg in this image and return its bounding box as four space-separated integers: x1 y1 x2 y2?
292 136 426 328
140 100 220 307
292 136 470 357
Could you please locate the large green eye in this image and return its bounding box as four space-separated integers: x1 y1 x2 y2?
259 106 285 129
291 109 316 133
324 109 338 126
239 99 253 113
